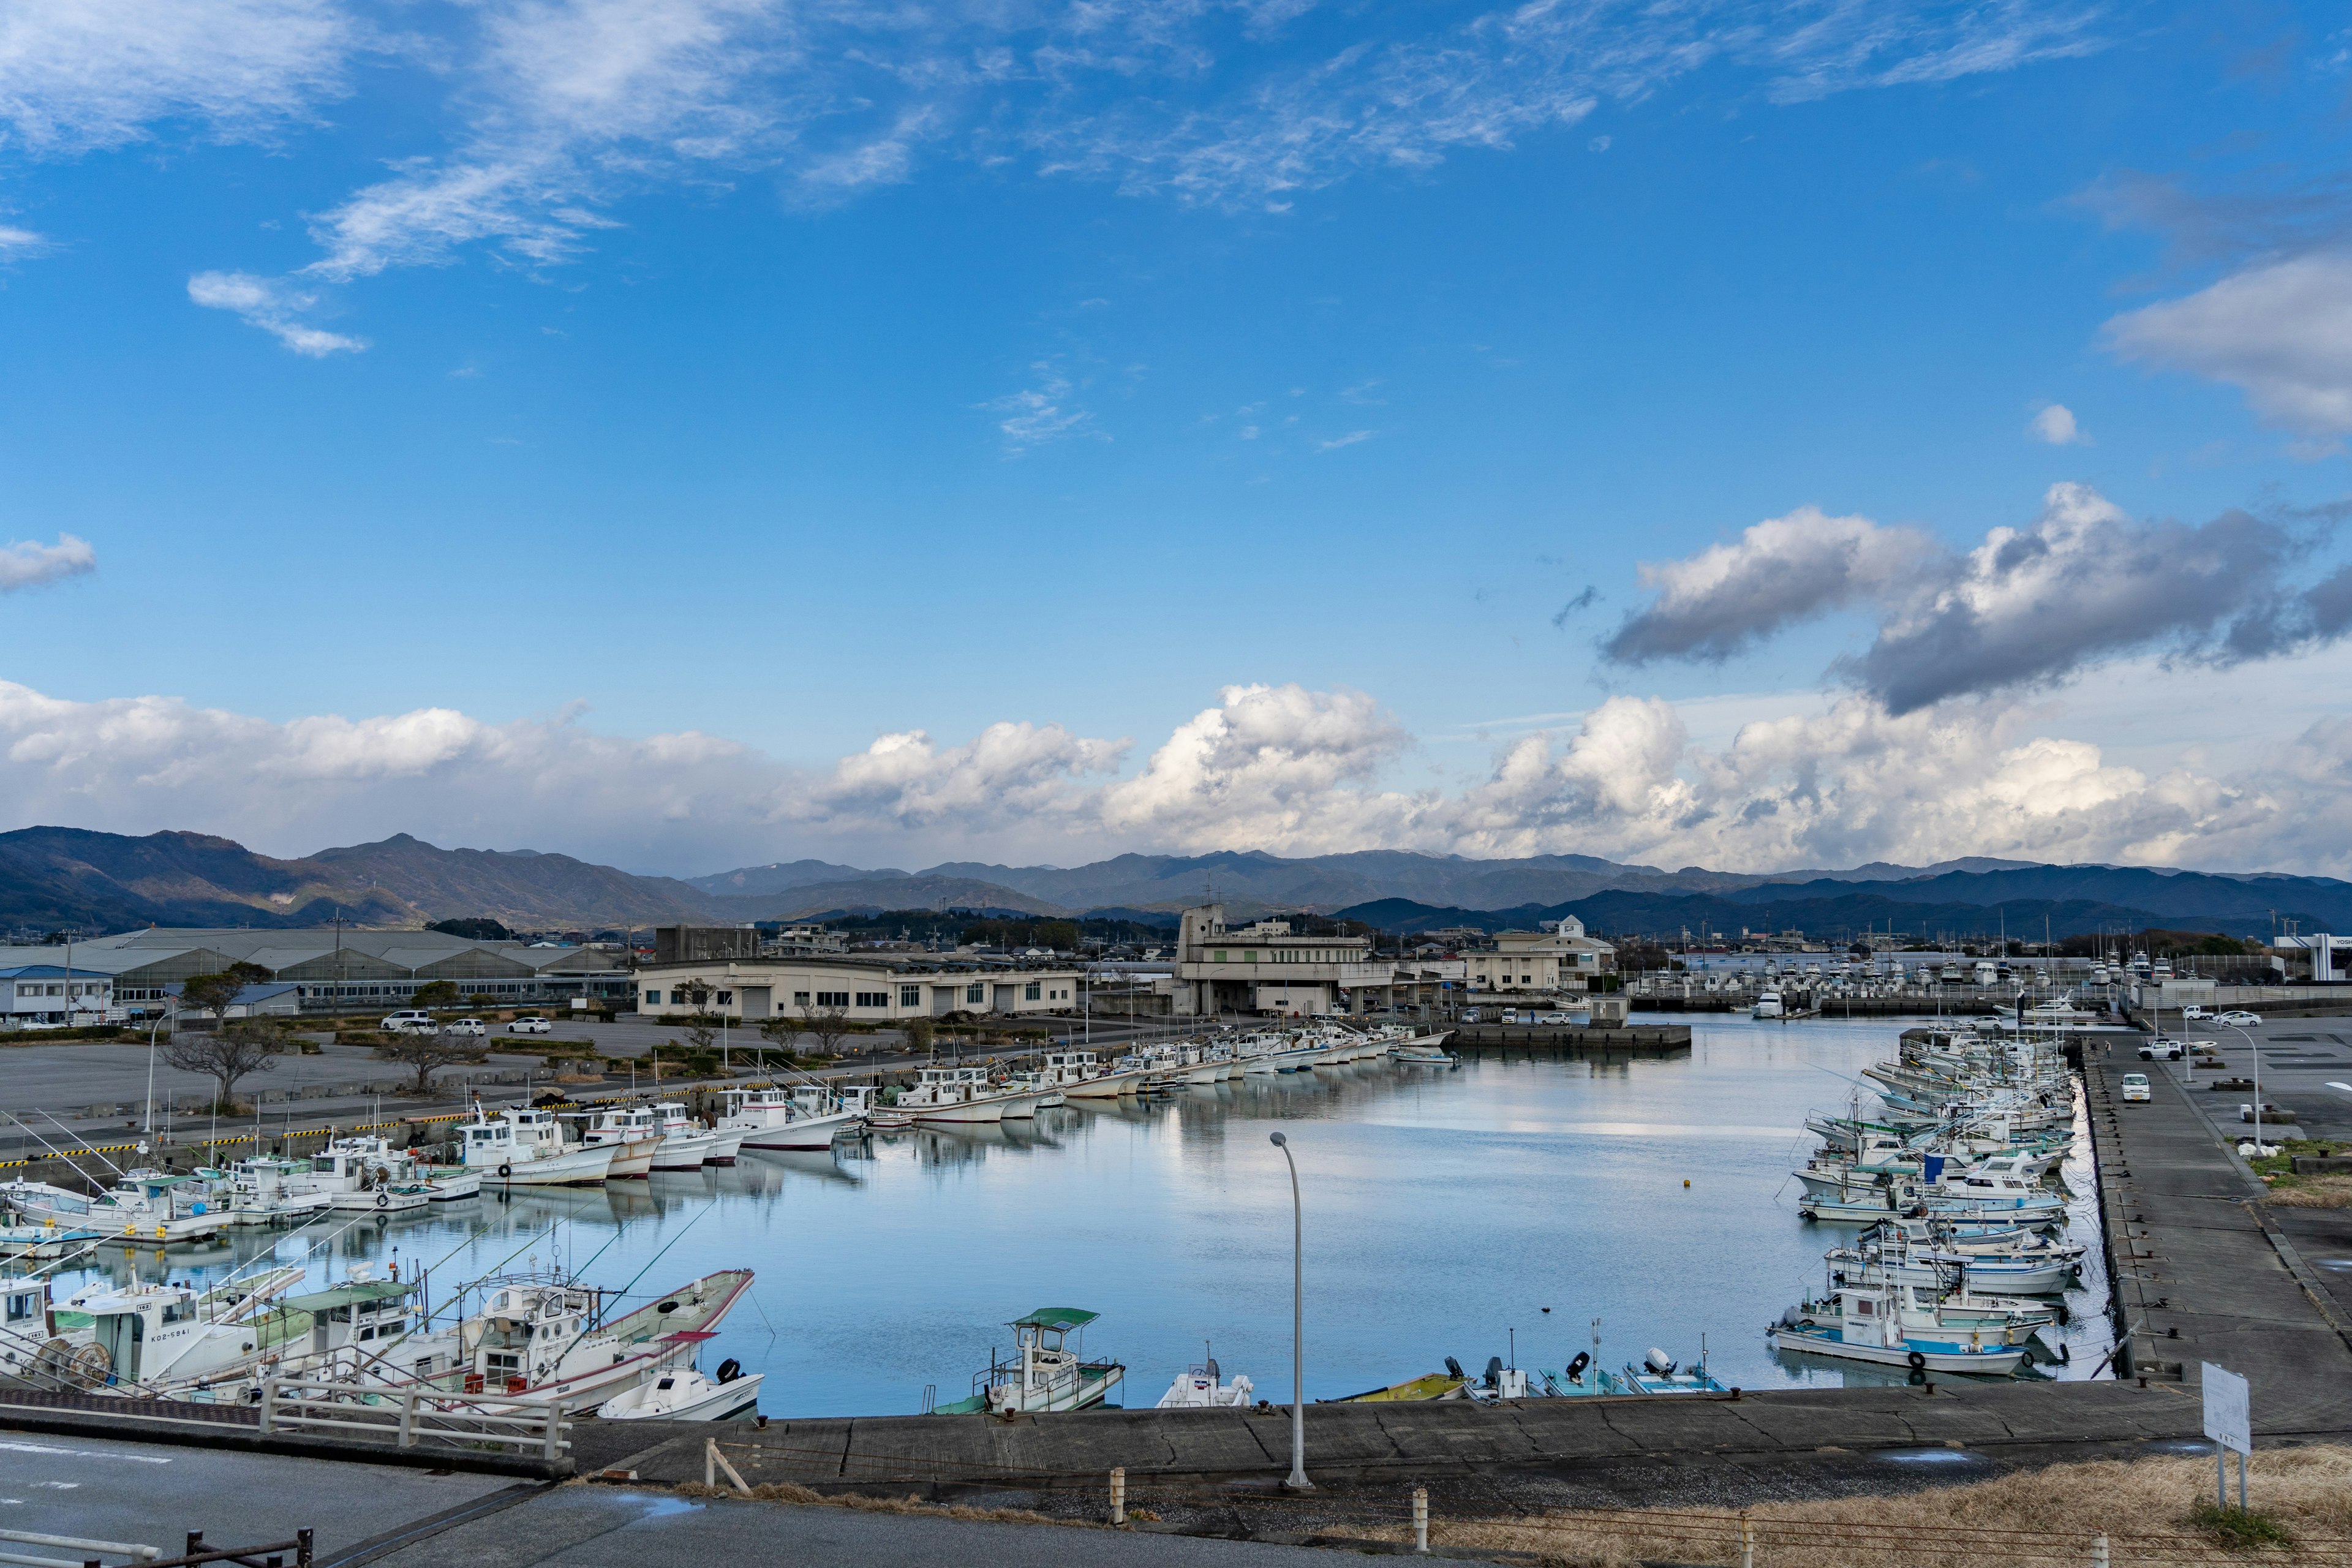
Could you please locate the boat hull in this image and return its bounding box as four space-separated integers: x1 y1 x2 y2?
1767 1326 2026 1376
735 1109 864 1150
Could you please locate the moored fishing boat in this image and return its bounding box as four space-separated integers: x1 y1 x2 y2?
933 1306 1123 1414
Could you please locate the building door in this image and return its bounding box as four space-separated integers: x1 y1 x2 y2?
740 986 772 1020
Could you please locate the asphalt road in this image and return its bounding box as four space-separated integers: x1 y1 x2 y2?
366 1487 1335 1568
0 1429 511 1559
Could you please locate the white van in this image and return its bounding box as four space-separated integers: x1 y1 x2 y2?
2120 1072 2151 1102
380 1009 437 1033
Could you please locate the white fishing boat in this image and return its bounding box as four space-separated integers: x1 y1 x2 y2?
1059 1052 1159 1098
0 1171 235 1245
450 1267 755 1412
897 1066 1050 1123
594 1333 761 1421
218 1156 335 1226
0 1222 99 1261
576 1106 665 1178
648 1102 726 1170
303 1142 434 1214
1752 990 1785 1019
456 1107 619 1187
717 1085 867 1150
1768 1283 2029 1376
56 1265 308 1389
934 1306 1123 1414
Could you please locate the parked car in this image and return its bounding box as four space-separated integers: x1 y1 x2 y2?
1459 1008 1483 1024
506 1016 554 1035
2139 1038 2184 1060
447 1017 487 1038
380 1009 437 1033
1536 1011 1571 1025
1499 1009 1522 1025
2218 1011 2263 1027
2179 1005 2210 1020
2120 1072 2151 1102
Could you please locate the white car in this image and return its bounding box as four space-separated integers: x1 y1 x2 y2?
2120 1072 2151 1102
2179 1005 2209 1021
380 1010 437 1033
2218 1011 2263 1027
447 1017 487 1038
1536 1011 1571 1025
2139 1038 2185 1061
506 1016 554 1035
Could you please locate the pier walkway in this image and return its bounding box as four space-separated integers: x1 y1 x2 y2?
2083 1041 2352 1434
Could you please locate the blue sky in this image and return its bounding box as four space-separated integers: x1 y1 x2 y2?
1 0 2349 876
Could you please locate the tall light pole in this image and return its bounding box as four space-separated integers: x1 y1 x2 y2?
1268 1130 1310 1490
144 1000 180 1139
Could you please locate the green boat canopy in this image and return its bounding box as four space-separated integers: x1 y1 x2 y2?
1009 1308 1098 1332
276 1280 418 1313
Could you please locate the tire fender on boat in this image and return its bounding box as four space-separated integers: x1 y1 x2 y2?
497 1163 513 1179
1905 1350 1927 1370
376 1191 389 1209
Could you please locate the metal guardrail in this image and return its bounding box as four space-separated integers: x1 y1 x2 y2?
0 1528 160 1568
256 1377 569 1463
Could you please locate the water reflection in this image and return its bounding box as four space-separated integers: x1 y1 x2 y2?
50 1017 2110 1417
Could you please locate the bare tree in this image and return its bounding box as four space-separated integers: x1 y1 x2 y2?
756 1012 803 1071
378 1028 489 1095
682 1011 721 1058
800 1001 850 1059
161 1024 281 1111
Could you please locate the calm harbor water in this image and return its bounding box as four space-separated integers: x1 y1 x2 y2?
61 1014 2111 1414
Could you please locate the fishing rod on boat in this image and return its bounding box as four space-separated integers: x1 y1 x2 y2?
607 1202 713 1305
35 1109 133 1180
2 1110 119 1186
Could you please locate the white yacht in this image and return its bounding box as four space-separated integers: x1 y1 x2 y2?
1154 1355 1254 1409
596 1341 762 1422
1752 990 1785 1019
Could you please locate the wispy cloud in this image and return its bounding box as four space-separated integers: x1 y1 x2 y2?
187 271 366 356
0 534 94 592
1316 429 1374 451
984 361 1104 453
0 0 2109 347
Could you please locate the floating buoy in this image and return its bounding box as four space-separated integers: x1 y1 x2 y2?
1683 1178 1691 1188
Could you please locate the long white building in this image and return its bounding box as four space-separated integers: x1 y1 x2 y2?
633 956 1086 1022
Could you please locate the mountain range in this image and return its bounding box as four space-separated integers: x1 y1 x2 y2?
0 826 2344 943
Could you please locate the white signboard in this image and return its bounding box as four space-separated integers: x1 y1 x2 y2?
2203 1362 2250 1455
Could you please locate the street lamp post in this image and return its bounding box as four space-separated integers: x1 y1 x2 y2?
1268 1131 1310 1490
144 1001 179 1139
2224 1022 2264 1159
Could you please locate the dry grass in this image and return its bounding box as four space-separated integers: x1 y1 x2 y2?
2266 1175 2352 1209
1398 1446 2352 1567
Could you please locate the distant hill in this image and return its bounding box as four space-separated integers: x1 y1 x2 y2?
2 826 2343 941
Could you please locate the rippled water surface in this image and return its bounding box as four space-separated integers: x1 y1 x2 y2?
60 1015 2112 1414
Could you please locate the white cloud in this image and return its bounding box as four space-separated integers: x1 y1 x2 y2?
0 224 45 255
0 533 94 591
186 270 366 356
1316 429 1373 451
4 668 2351 875
1604 506 1932 664
2027 402 2087 444
2103 251 2352 435
0 0 352 154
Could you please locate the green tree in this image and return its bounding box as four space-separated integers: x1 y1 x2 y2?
757 1012 804 1070
410 980 461 1010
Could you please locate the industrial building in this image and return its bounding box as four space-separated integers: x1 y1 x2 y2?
0 927 635 1017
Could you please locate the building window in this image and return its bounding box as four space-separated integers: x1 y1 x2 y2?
815 991 850 1008
794 991 810 1006
644 990 662 1005
1212 950 1227 963
716 990 733 1005
854 992 888 1008
965 984 986 1005
899 986 921 1006
1025 981 1041 1001
1243 951 1256 963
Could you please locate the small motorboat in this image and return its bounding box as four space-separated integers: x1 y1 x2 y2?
1604 1347 1729 1395
1389 1044 1455 1064
597 1357 763 1422
1154 1354 1254 1409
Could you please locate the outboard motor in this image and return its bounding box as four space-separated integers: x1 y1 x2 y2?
1444 1356 1466 1381
1564 1351 1591 1383
1643 1348 1677 1377
1482 1355 1504 1388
